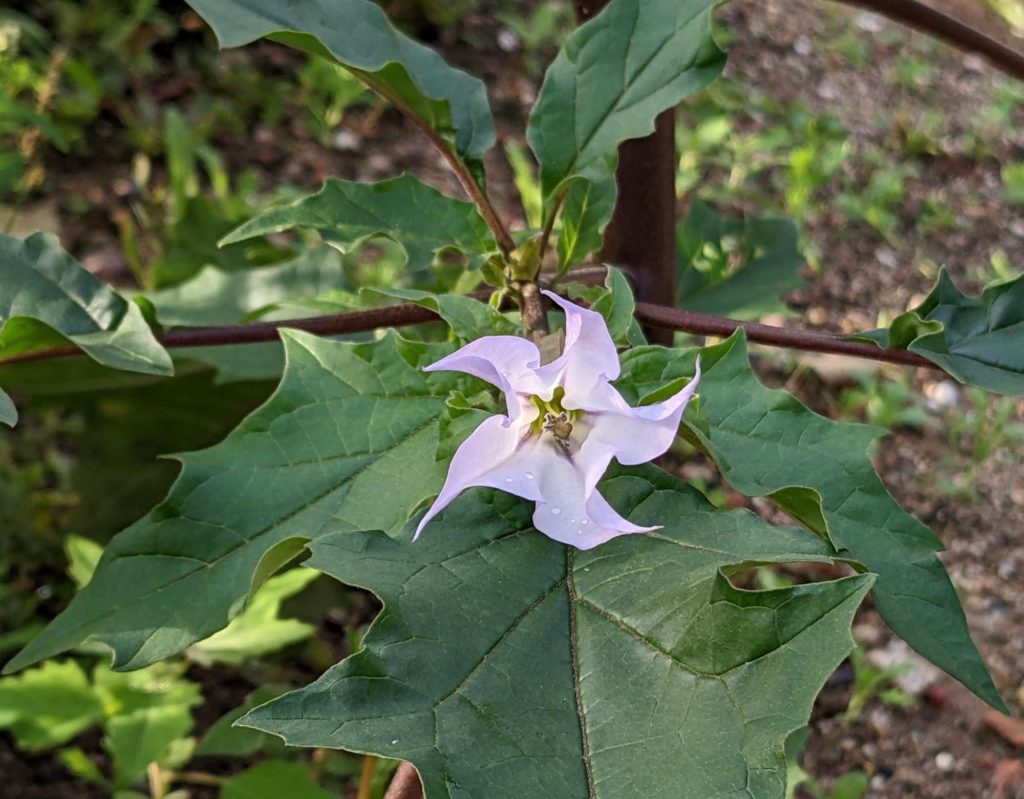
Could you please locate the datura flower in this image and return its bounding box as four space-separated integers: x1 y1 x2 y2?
415 291 701 550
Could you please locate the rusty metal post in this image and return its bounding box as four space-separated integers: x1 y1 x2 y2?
573 1 678 345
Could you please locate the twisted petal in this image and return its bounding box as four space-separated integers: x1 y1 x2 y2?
416 419 653 550
423 336 544 420
580 357 701 466
527 442 655 550
413 414 535 540
538 290 621 407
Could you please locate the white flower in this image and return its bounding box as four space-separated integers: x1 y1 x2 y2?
416 292 700 549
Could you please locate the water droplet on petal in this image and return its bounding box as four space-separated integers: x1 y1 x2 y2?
525 472 534 480
551 507 561 516
580 520 589 526
504 477 514 483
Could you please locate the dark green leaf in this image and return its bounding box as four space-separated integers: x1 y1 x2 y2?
677 202 805 319
222 177 498 272
617 333 1005 711
243 466 871 798
196 686 289 757
0 232 173 426
6 332 467 673
528 0 725 267
184 0 494 171
858 269 1024 395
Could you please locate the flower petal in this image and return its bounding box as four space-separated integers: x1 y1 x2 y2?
423 335 544 419
580 357 701 466
538 291 620 406
414 415 533 540
523 440 652 550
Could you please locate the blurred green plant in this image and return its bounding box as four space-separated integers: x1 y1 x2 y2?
299 57 372 146
497 2 575 76
843 646 916 724
838 372 927 431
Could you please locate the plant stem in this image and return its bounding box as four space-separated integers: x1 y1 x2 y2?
383 762 423 799
832 0 1024 81
516 280 550 343
358 755 378 799
173 771 227 787
0 296 943 372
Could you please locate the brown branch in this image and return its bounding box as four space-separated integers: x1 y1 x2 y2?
0 298 939 372
383 762 423 799
832 0 1024 81
632 302 939 369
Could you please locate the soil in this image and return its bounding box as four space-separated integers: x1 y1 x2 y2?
4 0 1023 797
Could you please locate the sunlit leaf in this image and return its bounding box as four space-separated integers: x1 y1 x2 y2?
0 660 104 750
186 568 319 666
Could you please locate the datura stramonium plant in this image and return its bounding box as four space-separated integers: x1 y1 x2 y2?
416 291 701 549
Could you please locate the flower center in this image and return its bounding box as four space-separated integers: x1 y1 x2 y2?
528 388 583 453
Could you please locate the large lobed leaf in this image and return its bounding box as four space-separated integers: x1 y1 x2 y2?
222 176 499 272
0 232 172 426
5 331 468 673
859 268 1024 395
242 466 871 799
617 332 1005 711
527 0 725 267
184 0 494 172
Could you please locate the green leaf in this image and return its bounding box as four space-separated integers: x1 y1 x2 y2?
0 232 173 425
6 332 468 673
0 389 15 426
104 705 195 788
222 177 498 272
574 266 645 346
0 660 104 750
184 0 494 172
242 466 871 798
617 332 1005 711
858 269 1024 395
677 202 805 319
92 662 202 720
366 288 519 341
186 568 319 666
196 686 290 757
220 761 333 799
66 534 104 588
528 0 725 267
148 247 346 328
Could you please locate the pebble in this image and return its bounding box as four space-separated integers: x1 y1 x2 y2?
935 752 956 772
